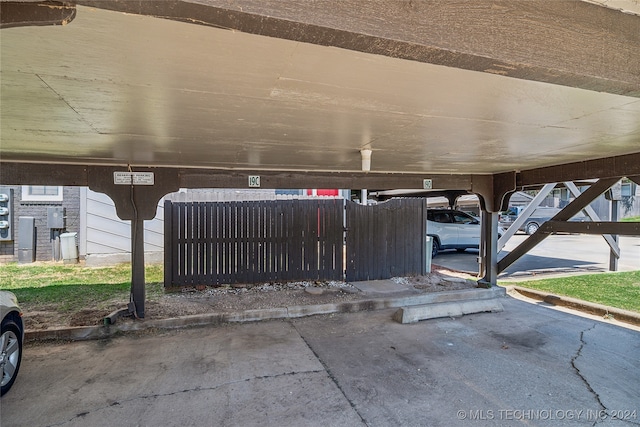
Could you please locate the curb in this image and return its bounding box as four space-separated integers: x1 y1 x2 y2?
392 298 504 324
25 286 506 342
505 285 640 327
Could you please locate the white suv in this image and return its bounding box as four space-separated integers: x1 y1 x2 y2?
1 291 23 396
427 209 502 257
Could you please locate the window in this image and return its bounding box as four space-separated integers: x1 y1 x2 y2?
433 212 452 223
621 182 636 198
453 213 476 224
21 186 63 202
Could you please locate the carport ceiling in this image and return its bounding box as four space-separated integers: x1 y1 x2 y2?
1 0 639 177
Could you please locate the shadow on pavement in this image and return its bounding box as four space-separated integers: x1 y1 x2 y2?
434 249 605 279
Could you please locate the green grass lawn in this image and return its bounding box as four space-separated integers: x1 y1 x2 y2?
504 270 640 313
621 216 640 222
0 263 164 312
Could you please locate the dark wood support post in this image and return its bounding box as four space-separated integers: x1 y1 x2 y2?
443 191 467 209
472 172 516 286
472 172 516 214
478 211 499 287
164 200 173 288
130 215 146 318
88 166 179 319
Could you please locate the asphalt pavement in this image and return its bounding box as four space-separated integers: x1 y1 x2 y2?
435 235 640 279
2 297 639 427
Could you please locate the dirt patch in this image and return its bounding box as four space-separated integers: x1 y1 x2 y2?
69 309 113 326
21 266 478 330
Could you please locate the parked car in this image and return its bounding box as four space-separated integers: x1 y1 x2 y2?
427 209 504 257
499 206 588 235
1 290 24 396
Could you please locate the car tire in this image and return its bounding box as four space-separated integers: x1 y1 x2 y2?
525 222 539 235
431 239 439 258
1 319 23 396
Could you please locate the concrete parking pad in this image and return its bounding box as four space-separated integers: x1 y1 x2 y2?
292 300 640 426
2 322 364 427
2 298 639 426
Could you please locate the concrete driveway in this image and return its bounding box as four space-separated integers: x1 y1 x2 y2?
435 235 640 278
2 298 639 427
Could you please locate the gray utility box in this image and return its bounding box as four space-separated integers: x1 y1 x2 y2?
60 232 78 264
425 235 433 273
47 207 65 229
18 216 36 264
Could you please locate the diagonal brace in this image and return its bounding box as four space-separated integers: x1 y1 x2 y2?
497 177 621 274
564 181 620 258
498 183 557 251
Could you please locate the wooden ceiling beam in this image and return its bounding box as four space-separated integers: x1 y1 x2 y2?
77 0 640 97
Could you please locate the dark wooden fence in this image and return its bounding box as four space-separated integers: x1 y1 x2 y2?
164 198 426 287
164 199 344 286
345 199 426 281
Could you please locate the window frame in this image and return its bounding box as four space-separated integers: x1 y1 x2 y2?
21 185 64 202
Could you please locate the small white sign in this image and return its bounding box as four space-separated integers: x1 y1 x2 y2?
114 172 155 185
423 179 433 190
248 175 261 188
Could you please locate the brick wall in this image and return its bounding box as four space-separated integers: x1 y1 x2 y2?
0 186 81 263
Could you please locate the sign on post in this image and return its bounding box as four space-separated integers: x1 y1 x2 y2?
113 171 155 185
